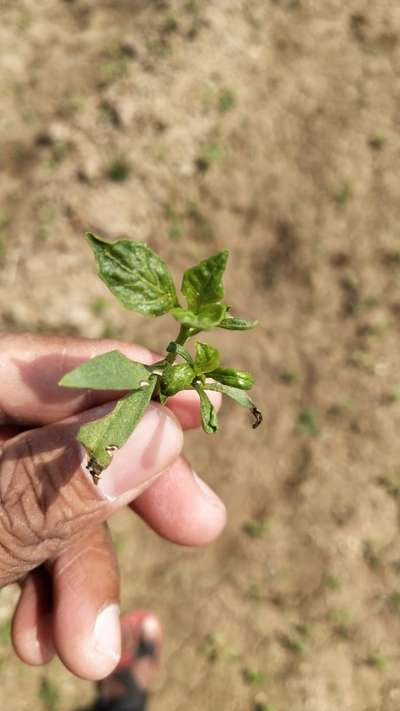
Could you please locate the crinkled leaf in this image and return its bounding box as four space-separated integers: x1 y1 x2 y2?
171 303 227 330
206 382 263 429
219 316 258 331
166 342 195 367
59 350 150 390
181 250 229 312
194 341 220 375
209 367 254 390
78 376 157 470
194 384 219 433
86 233 179 316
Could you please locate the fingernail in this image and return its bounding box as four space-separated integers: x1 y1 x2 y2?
193 472 225 509
95 404 183 501
93 604 121 665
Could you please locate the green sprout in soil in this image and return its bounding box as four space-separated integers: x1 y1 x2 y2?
279 624 311 655
386 386 400 404
242 668 268 686
366 650 386 670
60 234 262 484
39 677 60 711
363 539 384 571
379 470 400 498
198 633 240 663
278 368 300 384
218 88 237 113
296 407 320 437
387 591 400 614
328 609 353 640
321 573 341 591
242 518 269 539
106 157 131 182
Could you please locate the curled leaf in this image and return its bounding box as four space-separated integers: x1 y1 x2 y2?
219 316 258 331
209 367 254 390
78 376 157 473
194 342 220 375
193 383 219 433
206 382 262 429
181 250 229 312
86 233 179 316
171 304 227 330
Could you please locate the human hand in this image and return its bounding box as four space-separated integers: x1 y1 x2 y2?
0 333 226 680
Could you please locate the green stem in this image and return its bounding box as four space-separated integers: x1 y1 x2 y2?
166 325 191 364
152 325 191 402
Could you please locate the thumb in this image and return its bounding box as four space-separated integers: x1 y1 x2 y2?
0 401 183 586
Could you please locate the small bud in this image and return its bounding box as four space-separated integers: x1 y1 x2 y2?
210 367 254 390
161 363 195 396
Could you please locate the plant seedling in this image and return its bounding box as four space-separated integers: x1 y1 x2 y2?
60 234 262 484
242 668 268 685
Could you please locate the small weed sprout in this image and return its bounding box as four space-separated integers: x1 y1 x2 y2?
39 677 59 711
218 88 237 113
242 668 268 685
366 651 386 669
106 157 131 182
243 518 269 539
296 408 320 437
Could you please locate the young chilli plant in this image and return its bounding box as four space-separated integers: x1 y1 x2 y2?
60 233 262 484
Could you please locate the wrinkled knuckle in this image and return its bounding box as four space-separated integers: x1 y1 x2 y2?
0 436 102 584
0 443 57 575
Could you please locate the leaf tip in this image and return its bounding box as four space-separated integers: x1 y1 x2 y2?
85 232 108 252
58 373 75 388
220 248 230 266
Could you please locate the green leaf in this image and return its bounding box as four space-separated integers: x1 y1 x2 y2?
194 341 220 375
171 303 227 330
193 383 219 433
59 350 150 390
78 376 157 470
219 316 258 330
166 341 194 367
209 367 254 390
206 382 262 428
86 233 179 316
181 250 229 312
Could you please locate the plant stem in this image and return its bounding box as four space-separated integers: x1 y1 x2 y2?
166 325 191 364
152 325 191 402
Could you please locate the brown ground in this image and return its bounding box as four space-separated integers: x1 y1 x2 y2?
1 1 400 709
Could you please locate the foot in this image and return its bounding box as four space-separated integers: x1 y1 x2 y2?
94 611 162 711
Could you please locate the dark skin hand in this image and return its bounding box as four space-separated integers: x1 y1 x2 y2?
0 334 226 680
